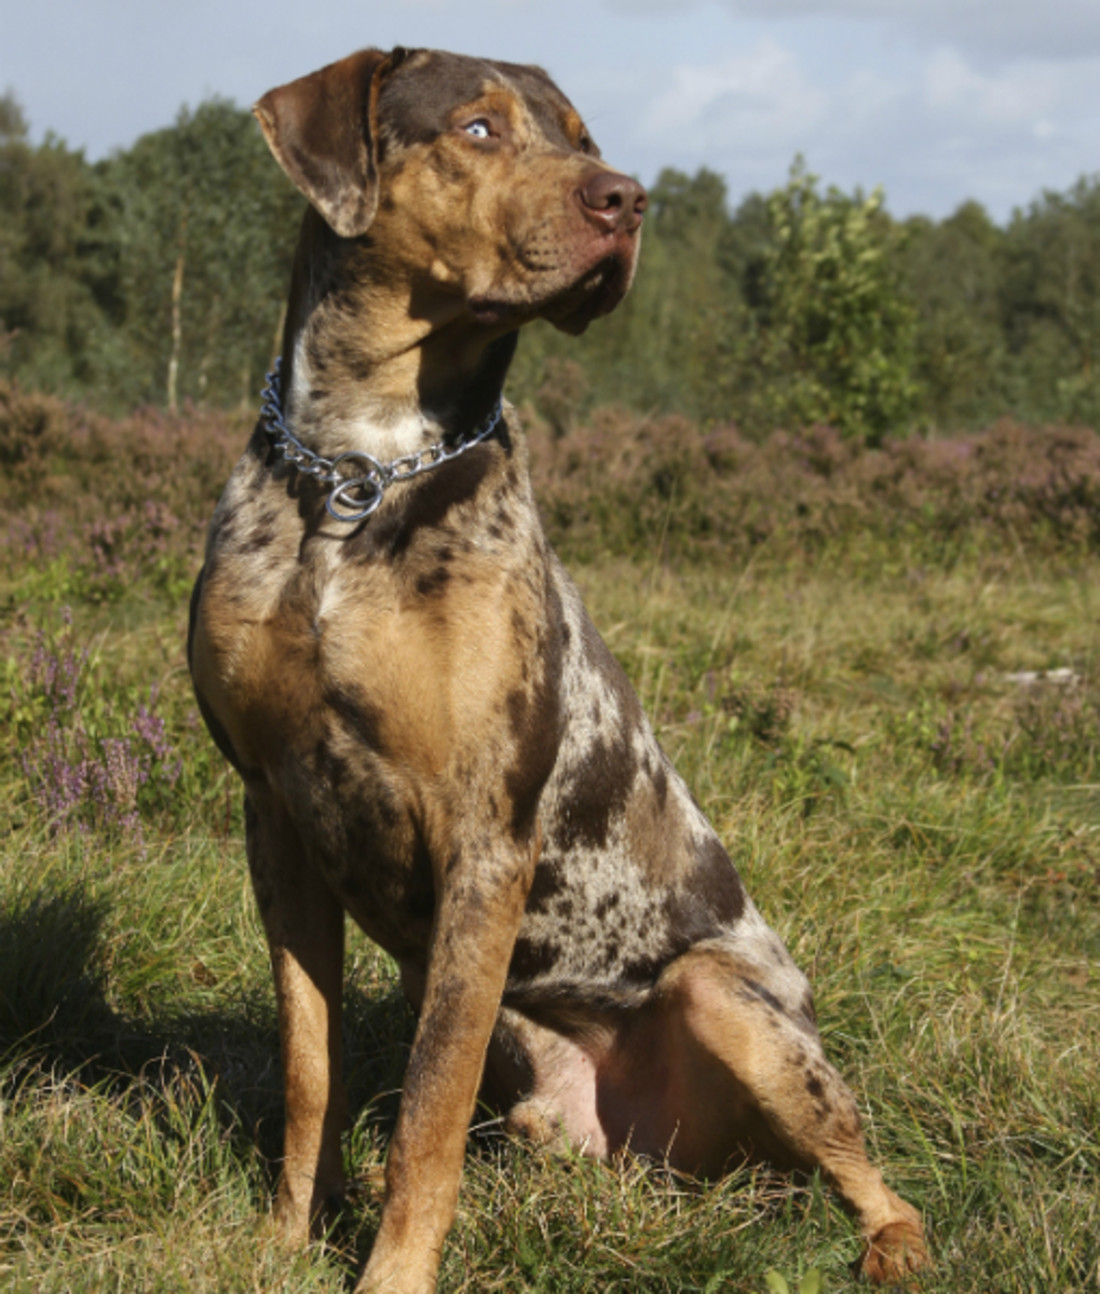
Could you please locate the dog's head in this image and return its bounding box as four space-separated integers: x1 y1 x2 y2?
254 47 646 336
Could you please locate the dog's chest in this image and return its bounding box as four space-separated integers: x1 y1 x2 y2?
194 481 551 953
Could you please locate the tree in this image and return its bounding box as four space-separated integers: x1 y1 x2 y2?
1001 176 1100 425
898 200 1007 428
0 92 109 392
732 160 919 443
100 99 303 410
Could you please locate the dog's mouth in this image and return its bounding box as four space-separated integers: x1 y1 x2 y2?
542 254 633 335
467 250 634 336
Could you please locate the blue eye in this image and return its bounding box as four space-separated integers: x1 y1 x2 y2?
464 120 492 140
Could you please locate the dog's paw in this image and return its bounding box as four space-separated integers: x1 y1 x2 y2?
505 1097 559 1146
272 1175 349 1247
858 1218 929 1285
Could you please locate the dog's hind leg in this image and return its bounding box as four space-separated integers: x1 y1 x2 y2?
245 794 348 1245
644 945 928 1284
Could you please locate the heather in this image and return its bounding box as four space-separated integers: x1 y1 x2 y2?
7 379 1100 587
0 381 246 603
526 407 1100 562
1 384 1099 1292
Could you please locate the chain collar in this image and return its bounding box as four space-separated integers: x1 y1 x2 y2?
259 358 504 523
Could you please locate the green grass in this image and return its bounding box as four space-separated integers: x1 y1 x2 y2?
2 542 1099 1292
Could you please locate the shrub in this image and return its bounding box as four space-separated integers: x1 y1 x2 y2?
7 609 182 845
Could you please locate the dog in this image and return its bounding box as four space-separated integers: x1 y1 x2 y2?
188 45 928 1293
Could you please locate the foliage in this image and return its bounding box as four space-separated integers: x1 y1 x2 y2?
732 160 919 443
0 92 302 412
5 609 181 845
7 379 1100 612
764 1268 824 1294
4 89 1100 440
899 201 1007 429
102 99 303 411
0 92 105 393
1001 176 1100 426
524 402 1100 564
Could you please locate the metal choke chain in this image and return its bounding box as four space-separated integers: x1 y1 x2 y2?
259 358 503 523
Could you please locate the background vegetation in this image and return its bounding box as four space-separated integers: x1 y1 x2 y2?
3 91 1100 437
1 90 1099 1292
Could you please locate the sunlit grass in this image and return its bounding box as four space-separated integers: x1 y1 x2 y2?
2 375 1097 1294
2 522 1099 1289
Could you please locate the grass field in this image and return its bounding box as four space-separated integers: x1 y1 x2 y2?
2 390 1099 1291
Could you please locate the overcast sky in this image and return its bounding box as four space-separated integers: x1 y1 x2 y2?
3 0 1098 222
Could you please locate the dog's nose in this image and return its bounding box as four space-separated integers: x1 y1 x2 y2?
578 170 648 234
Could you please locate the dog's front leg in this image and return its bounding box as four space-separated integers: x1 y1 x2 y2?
245 793 348 1244
357 842 532 1294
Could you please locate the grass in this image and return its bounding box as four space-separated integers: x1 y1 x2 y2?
3 428 1100 1290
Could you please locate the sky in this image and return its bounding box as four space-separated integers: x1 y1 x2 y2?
3 0 1099 223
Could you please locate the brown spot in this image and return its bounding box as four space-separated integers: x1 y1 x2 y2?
380 448 493 558
313 738 352 789
739 977 785 1015
416 565 452 597
599 937 622 972
510 606 532 652
594 892 620 920
503 580 565 839
504 673 560 839
555 731 636 851
506 680 541 738
680 835 746 928
580 616 644 730
324 684 387 753
509 936 562 980
619 950 665 986
491 501 515 535
526 860 564 913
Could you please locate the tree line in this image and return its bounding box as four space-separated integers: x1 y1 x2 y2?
2 91 1099 440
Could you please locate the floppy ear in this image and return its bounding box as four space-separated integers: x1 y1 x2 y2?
253 47 403 238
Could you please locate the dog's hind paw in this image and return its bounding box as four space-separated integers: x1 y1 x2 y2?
858 1218 929 1285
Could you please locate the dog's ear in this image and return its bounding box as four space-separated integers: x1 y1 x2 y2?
253 47 404 239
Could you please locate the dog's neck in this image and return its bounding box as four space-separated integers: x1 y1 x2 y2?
276 212 516 463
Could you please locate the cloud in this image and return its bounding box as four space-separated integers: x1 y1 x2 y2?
614 32 1100 219
914 44 1100 183
606 0 1100 61
640 39 828 159
923 48 1070 126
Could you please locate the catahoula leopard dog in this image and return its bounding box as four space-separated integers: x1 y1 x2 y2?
188 45 929 1293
